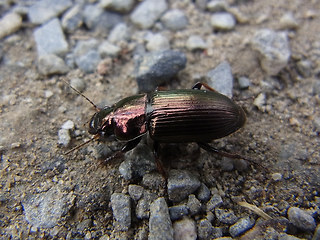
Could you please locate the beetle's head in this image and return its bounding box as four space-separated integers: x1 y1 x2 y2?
88 106 114 136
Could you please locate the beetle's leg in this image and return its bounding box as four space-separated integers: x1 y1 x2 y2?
102 137 142 165
197 142 243 159
197 142 266 170
121 137 142 152
153 141 167 178
192 82 217 92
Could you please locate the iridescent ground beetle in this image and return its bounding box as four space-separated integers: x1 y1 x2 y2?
66 82 247 168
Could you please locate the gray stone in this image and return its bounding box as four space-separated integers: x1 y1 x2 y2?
142 172 165 190
186 35 207 51
58 129 71 147
167 170 201 202
161 9 188 31
37 54 68 75
197 219 213 240
207 194 223 211
288 207 316 231
77 50 101 73
206 61 234 98
28 0 72 25
229 216 255 237
22 186 75 228
211 12 236 31
130 0 168 29
110 193 131 231
61 5 83 33
83 4 122 33
207 0 228 12
187 194 202 215
220 157 234 171
169 204 189 221
135 50 187 92
279 13 298 30
99 41 121 57
238 76 251 89
136 191 157 219
279 233 303 240
195 0 208 10
215 208 238 225
119 144 156 180
173 218 197 240
251 29 291 76
70 78 86 93
61 120 75 130
74 39 99 57
77 219 93 232
212 227 224 238
146 33 170 52
149 197 174 240
108 23 130 43
0 12 22 39
312 224 320 240
197 183 211 202
100 0 134 13
297 59 312 78
34 18 68 57
128 184 144 201
233 159 248 171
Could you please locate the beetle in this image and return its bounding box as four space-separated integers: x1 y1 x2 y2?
82 82 246 163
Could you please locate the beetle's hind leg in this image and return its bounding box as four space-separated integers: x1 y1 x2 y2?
102 137 142 165
192 82 217 92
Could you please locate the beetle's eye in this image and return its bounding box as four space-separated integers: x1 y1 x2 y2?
88 113 99 134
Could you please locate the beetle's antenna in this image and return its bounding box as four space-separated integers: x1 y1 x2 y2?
61 78 100 111
64 135 100 155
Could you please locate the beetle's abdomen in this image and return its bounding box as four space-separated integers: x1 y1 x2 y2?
147 90 246 143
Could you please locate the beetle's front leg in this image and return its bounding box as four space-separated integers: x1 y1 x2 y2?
192 82 217 92
102 137 142 165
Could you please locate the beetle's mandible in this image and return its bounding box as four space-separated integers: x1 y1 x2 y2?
85 82 246 160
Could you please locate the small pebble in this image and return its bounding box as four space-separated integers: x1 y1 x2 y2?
149 197 173 240
161 9 188 31
253 93 266 111
61 5 83 33
197 183 211 202
0 12 22 39
220 157 234 171
251 29 291 76
207 0 228 12
186 35 207 51
34 18 68 57
187 194 202 216
229 216 255 237
211 12 236 31
70 78 86 93
279 13 299 30
146 33 170 52
238 76 251 89
130 0 168 29
207 194 223 211
173 217 197 240
100 0 134 13
110 193 131 231
99 41 121 57
215 208 238 225
296 60 312 78
58 129 71 147
287 207 316 231
28 0 72 25
206 61 234 98
136 191 157 219
167 169 201 202
61 120 75 130
135 50 187 92
108 23 131 43
197 219 213 240
128 184 144 201
169 204 189 221
142 172 164 190
37 54 68 75
271 173 282 181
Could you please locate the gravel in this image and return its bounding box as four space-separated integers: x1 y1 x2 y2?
287 207 316 232
110 193 131 231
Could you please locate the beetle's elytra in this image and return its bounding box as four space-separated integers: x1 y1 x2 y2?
87 82 246 158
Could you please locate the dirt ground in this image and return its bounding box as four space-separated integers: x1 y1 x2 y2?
0 0 320 239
